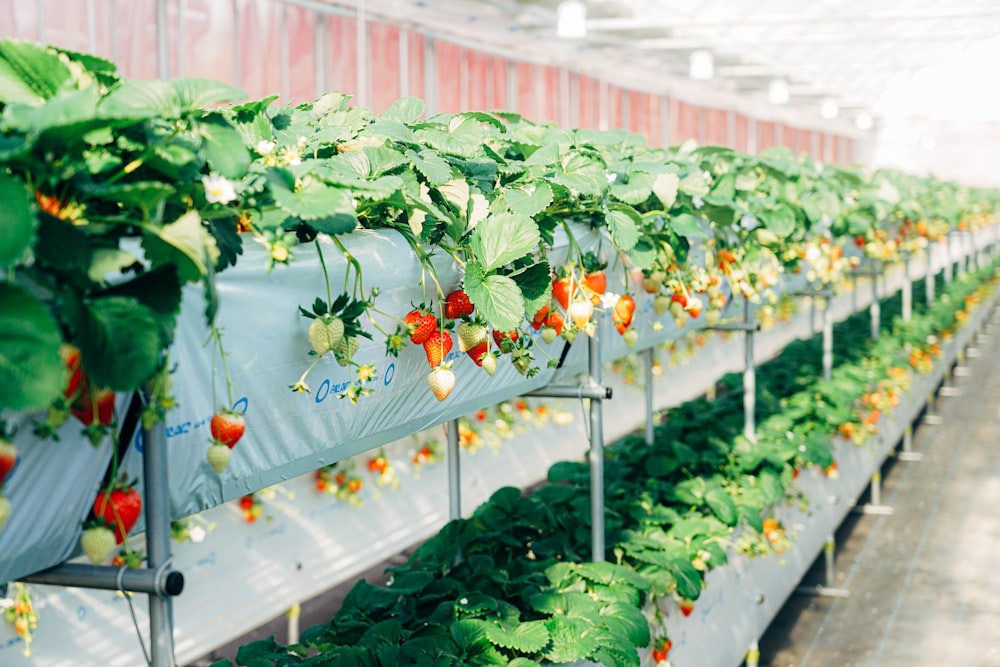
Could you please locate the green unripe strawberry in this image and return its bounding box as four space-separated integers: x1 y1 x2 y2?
80 525 116 564
541 327 558 344
207 444 232 473
334 336 360 366
457 322 487 352
653 294 671 316
308 316 345 356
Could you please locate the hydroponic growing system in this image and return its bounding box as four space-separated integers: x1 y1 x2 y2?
0 37 999 667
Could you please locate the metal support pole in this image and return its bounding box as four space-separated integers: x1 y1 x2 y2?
796 533 849 598
644 347 655 446
156 0 169 79
743 298 756 442
746 640 760 667
822 296 833 381
902 253 912 323
870 269 880 340
287 603 301 645
851 273 858 312
899 424 923 462
925 250 935 307
524 384 611 401
446 419 461 520
143 411 177 667
20 563 184 595
856 469 894 515
588 330 605 562
944 235 954 285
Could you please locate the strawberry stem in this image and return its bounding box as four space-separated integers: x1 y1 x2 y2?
210 324 235 408
314 239 333 308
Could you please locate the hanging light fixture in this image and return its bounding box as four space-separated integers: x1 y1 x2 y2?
820 99 839 119
557 0 587 39
689 50 714 80
768 78 790 105
855 112 874 131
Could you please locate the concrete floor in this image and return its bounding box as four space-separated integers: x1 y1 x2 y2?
193 311 1000 667
758 310 1000 667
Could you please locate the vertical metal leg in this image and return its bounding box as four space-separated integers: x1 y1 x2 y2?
822 297 833 381
446 419 461 521
944 236 954 285
796 533 850 597
746 640 760 667
857 470 894 514
644 347 655 446
142 413 177 667
589 330 605 562
809 294 817 337
287 603 301 645
870 270 880 340
743 299 756 442
899 424 923 461
851 274 858 312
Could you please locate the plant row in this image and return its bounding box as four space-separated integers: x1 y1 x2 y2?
209 261 999 666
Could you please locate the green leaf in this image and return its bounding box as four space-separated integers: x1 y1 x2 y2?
0 41 73 105
463 270 525 332
600 603 651 647
670 559 703 600
35 214 91 272
75 296 163 392
271 177 358 233
757 203 797 238
758 468 785 505
552 150 608 197
652 172 680 209
87 181 175 222
0 284 64 411
141 210 219 284
0 174 34 266
468 212 540 272
605 205 640 252
381 96 424 124
199 114 251 179
544 616 597 663
738 505 764 532
626 238 657 270
4 85 99 136
504 182 553 218
705 486 739 526
407 148 453 185
483 621 549 653
510 261 551 303
99 78 181 120
170 78 246 109
670 213 712 240
678 170 711 197
88 248 142 283
610 172 654 205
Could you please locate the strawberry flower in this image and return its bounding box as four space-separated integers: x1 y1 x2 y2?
202 173 237 204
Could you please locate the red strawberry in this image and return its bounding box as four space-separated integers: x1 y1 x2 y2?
71 386 115 427
652 639 672 663
0 439 17 488
443 289 474 320
552 276 573 310
531 305 550 331
582 270 606 303
679 598 695 617
466 339 490 366
93 486 142 544
60 343 82 400
423 329 453 367
405 307 437 345
546 311 565 335
239 495 255 511
613 295 636 334
368 455 388 474
427 366 456 401
492 329 519 352
211 410 246 449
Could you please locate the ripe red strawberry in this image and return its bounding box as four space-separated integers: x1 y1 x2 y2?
93 486 142 544
405 307 437 345
71 386 115 427
368 455 388 475
582 270 607 304
427 366 455 401
423 329 453 367
80 524 116 564
492 329 519 351
466 339 490 366
443 289 474 320
211 410 246 449
679 598 695 617
457 321 487 352
613 295 636 334
652 638 672 663
239 495 255 511
206 444 231 473
552 276 573 310
531 305 550 331
60 343 82 399
545 311 565 336
686 297 704 319
0 439 17 488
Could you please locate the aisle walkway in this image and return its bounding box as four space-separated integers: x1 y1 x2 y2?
759 308 1000 667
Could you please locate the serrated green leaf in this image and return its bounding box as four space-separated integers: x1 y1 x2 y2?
76 296 163 391
87 248 142 283
87 181 174 222
738 505 764 532
0 284 64 411
626 238 656 270
483 621 549 653
678 170 711 197
272 178 357 233
652 172 680 209
758 468 785 505
705 486 739 526
610 172 654 205
0 40 73 105
141 210 219 284
3 85 100 137
34 214 91 272
670 559 703 600
200 114 251 178
464 273 525 331
670 213 712 240
468 212 539 272
504 182 553 218
0 174 34 266
592 644 641 667
543 616 597 663
99 78 180 119
408 148 453 185
757 202 797 238
510 261 551 303
672 477 707 505
170 78 245 109
606 206 640 252
380 96 424 123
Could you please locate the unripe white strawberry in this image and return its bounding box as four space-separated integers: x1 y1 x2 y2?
540 327 558 344
457 322 487 352
669 300 686 319
480 354 498 377
653 294 671 316
207 444 232 473
308 316 344 356
333 336 360 366
705 308 722 327
568 300 594 330
427 366 455 401
80 525 117 564
623 329 639 348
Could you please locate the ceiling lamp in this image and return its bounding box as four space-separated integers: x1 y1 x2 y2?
768 78 790 105
557 0 587 39
855 112 874 131
820 99 839 119
689 50 714 80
